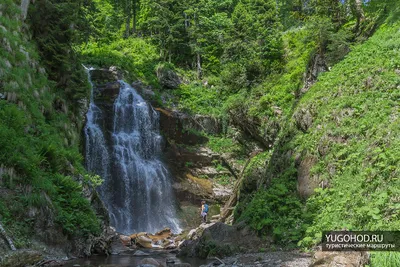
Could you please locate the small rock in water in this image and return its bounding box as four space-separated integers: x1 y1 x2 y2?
137 235 153 248
120 234 131 246
165 243 177 250
166 257 175 264
139 258 163 267
133 250 150 256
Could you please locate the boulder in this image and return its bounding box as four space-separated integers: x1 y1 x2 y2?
91 226 127 255
178 222 268 259
139 258 164 267
130 232 148 240
311 251 369 267
156 65 182 89
119 235 131 246
187 229 197 240
164 243 177 250
293 107 314 132
89 68 119 84
156 108 209 146
149 228 172 242
301 53 328 94
137 235 153 249
166 258 175 267
109 234 130 255
133 250 150 256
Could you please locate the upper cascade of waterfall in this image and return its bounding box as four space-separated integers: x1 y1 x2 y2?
84 70 180 234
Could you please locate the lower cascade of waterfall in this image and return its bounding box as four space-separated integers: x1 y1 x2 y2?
84 70 180 235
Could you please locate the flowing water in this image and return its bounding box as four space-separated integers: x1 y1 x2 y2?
84 70 180 235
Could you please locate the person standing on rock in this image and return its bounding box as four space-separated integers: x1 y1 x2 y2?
201 200 209 223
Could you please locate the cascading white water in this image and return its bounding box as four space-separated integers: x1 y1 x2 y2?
84 70 180 234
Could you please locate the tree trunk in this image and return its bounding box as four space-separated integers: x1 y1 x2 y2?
196 53 202 79
355 0 365 20
125 0 132 38
132 0 137 34
352 0 365 30
20 0 30 21
0 222 16 251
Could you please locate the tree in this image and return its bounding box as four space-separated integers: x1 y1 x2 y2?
222 0 283 90
28 0 89 110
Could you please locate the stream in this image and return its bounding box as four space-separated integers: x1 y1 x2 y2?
63 249 211 267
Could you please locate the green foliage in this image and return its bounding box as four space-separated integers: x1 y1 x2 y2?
78 38 159 85
214 174 233 186
2 0 399 254
84 174 104 187
81 0 124 43
207 136 241 154
28 0 90 108
369 252 400 267
173 82 225 116
237 162 305 246
53 175 101 236
0 0 101 246
229 5 400 250
185 161 194 168
294 21 400 247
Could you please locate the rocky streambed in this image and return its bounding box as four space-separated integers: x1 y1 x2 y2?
0 221 370 267
61 221 314 267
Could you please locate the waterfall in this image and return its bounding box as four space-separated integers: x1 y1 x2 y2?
84 70 180 235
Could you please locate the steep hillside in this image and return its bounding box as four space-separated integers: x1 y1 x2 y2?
0 0 103 258
236 21 400 247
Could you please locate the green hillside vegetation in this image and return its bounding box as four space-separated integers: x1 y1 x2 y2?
237 20 400 247
76 0 399 264
0 0 398 264
0 0 100 248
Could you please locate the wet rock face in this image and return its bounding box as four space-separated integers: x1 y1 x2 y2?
90 68 121 105
88 68 121 149
156 108 210 146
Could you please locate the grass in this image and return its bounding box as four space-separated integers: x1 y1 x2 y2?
369 252 400 267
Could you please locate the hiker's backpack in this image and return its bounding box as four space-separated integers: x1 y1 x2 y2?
204 204 209 213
